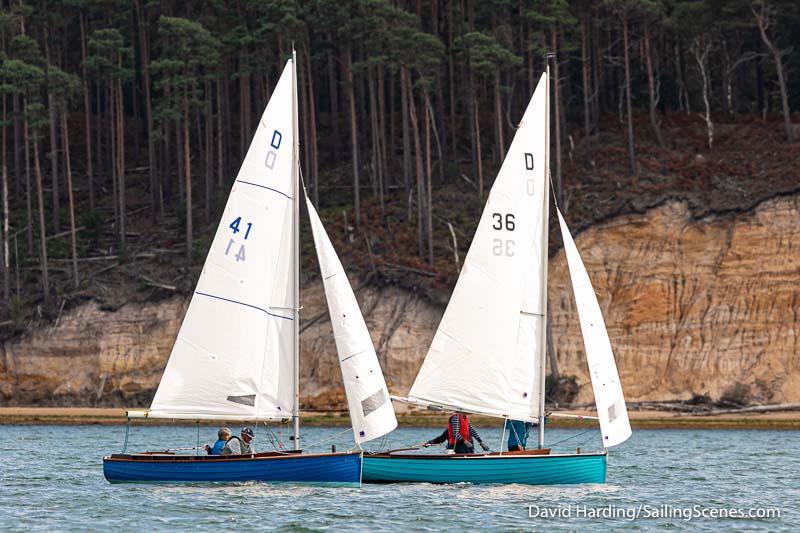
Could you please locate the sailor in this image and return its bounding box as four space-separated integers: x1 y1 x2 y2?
423 412 490 454
222 426 256 455
505 420 535 451
204 427 232 455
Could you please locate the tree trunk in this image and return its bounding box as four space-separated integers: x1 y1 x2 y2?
183 97 193 264
405 69 425 260
494 71 505 162
79 12 94 211
752 4 796 143
133 0 157 219
326 37 340 162
23 106 33 254
343 46 360 226
400 64 412 201
117 77 126 249
216 79 224 191
12 94 21 197
204 81 212 224
109 83 118 234
62 109 79 288
47 92 60 234
423 90 434 267
580 15 592 168
644 23 664 148
551 27 563 203
33 139 49 305
305 47 319 206
367 68 383 213
621 15 637 175
2 94 9 301
693 39 714 150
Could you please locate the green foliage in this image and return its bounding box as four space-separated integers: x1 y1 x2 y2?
455 32 521 78
83 28 130 82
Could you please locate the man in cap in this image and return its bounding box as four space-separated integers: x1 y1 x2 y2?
221 426 256 455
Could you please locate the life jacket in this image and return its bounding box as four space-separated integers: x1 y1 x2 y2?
447 414 472 447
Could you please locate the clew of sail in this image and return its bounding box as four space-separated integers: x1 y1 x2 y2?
556 208 631 447
305 197 398 443
407 73 549 422
148 61 296 421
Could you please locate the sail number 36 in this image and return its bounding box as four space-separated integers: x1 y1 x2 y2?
492 212 515 257
225 216 253 262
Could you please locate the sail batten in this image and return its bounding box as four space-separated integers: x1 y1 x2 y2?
306 197 398 444
556 208 632 447
147 61 296 421
407 73 549 420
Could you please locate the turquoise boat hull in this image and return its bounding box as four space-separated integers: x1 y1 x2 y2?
103 450 362 486
362 451 607 485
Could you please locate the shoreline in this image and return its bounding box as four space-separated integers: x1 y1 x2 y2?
1 407 799 430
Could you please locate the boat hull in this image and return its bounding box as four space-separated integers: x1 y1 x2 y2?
362 451 606 485
103 450 362 486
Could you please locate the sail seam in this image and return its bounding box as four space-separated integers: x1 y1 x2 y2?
235 179 293 199
340 348 370 362
195 291 293 320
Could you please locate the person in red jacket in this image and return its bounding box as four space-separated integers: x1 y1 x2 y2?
423 412 490 453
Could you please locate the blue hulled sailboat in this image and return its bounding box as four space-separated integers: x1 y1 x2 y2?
104 52 397 485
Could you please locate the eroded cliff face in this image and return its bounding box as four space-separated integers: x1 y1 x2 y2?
2 195 799 407
550 195 800 404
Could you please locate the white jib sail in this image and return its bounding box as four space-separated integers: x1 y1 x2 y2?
556 208 632 447
305 197 398 443
148 61 296 421
407 73 549 422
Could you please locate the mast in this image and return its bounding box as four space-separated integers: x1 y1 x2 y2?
291 48 301 449
538 53 552 449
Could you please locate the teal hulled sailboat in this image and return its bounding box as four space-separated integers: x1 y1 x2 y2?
363 59 631 485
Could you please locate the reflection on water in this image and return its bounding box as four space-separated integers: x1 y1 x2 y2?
0 424 797 531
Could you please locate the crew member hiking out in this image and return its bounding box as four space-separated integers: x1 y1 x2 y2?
422 412 489 454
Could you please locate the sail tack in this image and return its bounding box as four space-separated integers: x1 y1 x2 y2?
148 61 296 421
556 209 632 447
305 198 398 443
407 74 549 422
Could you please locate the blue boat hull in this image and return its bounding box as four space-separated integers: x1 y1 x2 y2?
362 451 606 485
103 451 362 486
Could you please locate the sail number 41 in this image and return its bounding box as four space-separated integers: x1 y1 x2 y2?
225 216 253 262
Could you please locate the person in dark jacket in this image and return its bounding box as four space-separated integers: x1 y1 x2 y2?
423 412 489 454
205 427 232 455
222 427 256 455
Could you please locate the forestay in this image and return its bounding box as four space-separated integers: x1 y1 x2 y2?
305 197 398 443
556 209 632 447
408 74 549 422
148 61 296 421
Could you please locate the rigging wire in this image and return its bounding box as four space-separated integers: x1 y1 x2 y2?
546 427 598 448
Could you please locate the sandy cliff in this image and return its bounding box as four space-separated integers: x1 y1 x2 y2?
2 194 799 407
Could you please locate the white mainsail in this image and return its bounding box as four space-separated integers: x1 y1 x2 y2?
407 74 549 422
556 209 632 447
305 197 398 443
148 61 296 421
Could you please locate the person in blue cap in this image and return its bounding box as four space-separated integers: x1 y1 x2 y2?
222 427 256 455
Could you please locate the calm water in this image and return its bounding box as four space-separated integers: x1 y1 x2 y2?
0 424 797 531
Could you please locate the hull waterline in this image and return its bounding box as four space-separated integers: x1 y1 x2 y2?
362 451 607 485
103 450 362 486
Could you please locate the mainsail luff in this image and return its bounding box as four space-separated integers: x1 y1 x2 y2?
407 73 549 422
537 58 552 448
291 50 301 449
